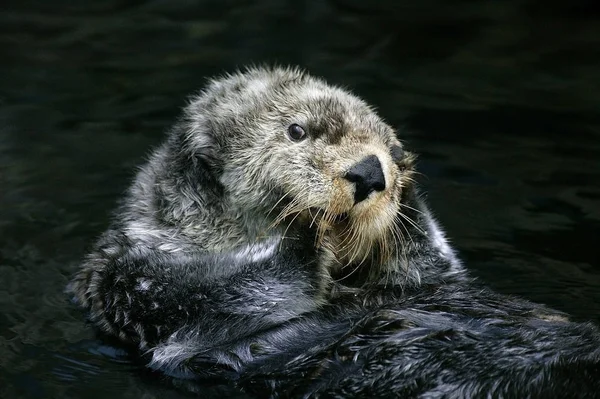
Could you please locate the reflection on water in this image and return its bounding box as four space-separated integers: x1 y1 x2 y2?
1 0 599 397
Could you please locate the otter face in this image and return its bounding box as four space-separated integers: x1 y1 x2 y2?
185 67 415 266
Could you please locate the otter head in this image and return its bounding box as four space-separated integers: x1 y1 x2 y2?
181 66 415 270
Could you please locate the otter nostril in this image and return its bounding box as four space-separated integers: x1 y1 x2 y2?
344 155 386 204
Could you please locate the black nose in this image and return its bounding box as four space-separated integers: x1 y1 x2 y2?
344 155 386 204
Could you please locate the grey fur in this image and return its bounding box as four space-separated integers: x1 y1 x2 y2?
68 66 600 398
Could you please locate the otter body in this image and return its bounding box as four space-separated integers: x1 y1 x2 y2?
69 67 600 397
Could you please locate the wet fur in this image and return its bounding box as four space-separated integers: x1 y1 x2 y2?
68 66 600 397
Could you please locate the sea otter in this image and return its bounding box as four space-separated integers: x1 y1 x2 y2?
68 66 600 397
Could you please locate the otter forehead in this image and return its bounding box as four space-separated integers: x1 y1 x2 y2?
192 67 395 145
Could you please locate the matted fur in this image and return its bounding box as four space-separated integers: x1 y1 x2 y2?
68 66 600 398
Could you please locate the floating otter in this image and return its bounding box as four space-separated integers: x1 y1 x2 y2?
68 67 600 397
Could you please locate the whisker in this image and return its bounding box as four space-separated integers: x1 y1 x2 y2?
282 210 304 241
397 212 427 236
386 223 405 286
393 215 417 287
309 208 322 228
346 221 366 266
270 197 304 229
399 202 425 216
407 170 426 180
337 222 361 254
333 251 365 284
395 215 416 252
266 192 290 218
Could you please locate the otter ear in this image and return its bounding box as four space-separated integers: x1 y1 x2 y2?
186 131 221 174
166 118 223 192
401 150 417 170
390 145 416 171
390 145 404 163
176 107 222 164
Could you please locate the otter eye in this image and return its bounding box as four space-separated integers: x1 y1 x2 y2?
287 124 307 142
390 145 404 163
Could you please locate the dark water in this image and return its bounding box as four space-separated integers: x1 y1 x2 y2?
1 1 599 398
